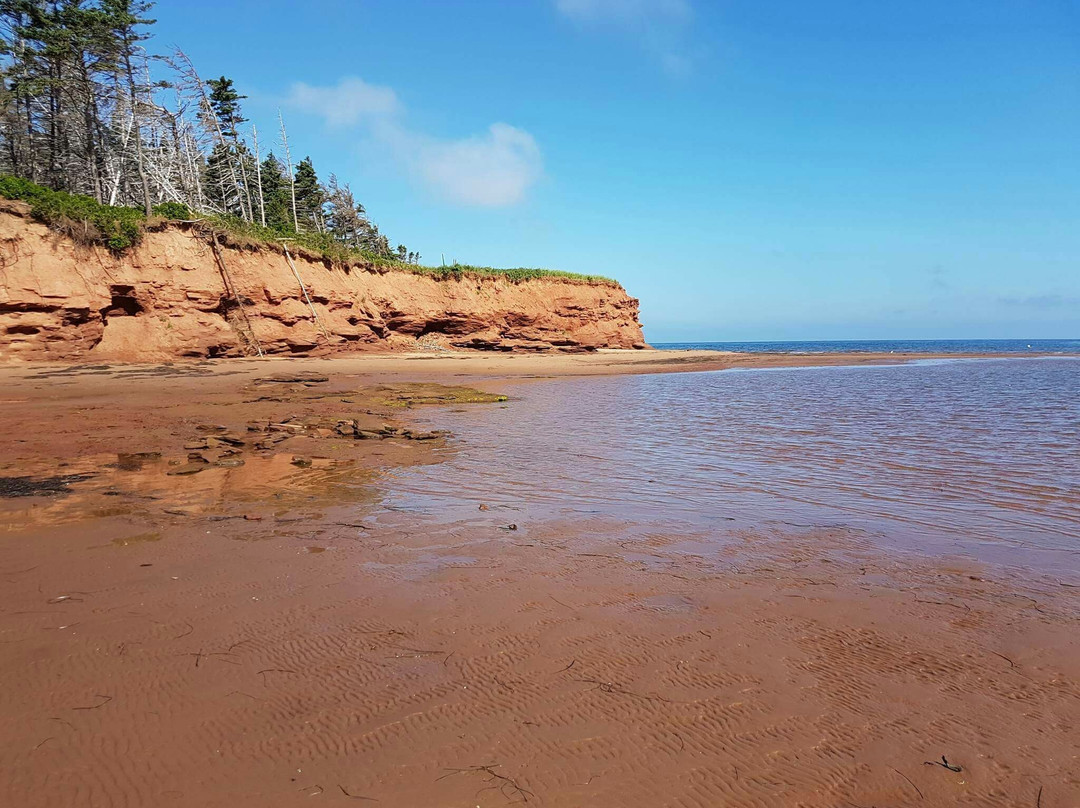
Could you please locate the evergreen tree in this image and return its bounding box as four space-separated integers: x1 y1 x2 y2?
323 173 364 245
0 6 418 261
202 73 251 219
5 1 69 189
101 0 156 214
205 76 244 139
292 155 322 231
203 140 253 216
61 0 117 202
258 151 291 230
203 142 227 212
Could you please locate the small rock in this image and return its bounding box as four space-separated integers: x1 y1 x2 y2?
478 504 490 511
334 420 357 437
406 430 447 441
291 456 312 468
115 452 161 471
167 463 206 476
243 514 263 521
268 423 305 434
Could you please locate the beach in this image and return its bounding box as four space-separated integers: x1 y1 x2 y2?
1 351 1077 807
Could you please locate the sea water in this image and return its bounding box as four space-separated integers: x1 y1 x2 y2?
655 338 1080 354
387 357 1080 573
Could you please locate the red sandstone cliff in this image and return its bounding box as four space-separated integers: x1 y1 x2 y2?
0 204 646 362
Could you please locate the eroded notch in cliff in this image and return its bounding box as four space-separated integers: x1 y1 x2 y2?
103 284 144 318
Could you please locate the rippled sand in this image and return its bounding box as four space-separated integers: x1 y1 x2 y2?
0 354 1077 807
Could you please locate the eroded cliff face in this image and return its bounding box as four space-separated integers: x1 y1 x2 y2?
0 205 646 362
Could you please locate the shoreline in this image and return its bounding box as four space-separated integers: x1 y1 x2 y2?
1 352 1077 806
2 347 1071 380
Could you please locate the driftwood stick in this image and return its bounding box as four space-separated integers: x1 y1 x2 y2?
280 240 330 339
210 239 263 356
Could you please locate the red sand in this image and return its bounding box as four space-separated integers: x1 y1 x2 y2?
1 354 1076 807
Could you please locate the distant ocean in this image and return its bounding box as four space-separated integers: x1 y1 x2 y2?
652 339 1080 354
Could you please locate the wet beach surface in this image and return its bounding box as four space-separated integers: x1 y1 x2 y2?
0 355 1077 807
394 357 1080 570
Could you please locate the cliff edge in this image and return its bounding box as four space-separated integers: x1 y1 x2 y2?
0 204 646 362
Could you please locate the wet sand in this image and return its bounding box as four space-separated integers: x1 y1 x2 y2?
1 353 1077 807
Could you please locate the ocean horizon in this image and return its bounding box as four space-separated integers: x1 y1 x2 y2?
653 338 1080 354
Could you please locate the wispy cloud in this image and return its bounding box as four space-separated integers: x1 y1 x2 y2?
554 0 697 75
408 124 541 208
286 77 399 127
285 78 542 207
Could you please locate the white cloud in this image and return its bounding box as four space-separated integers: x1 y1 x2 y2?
284 78 542 208
286 77 400 127
554 0 696 75
410 124 542 207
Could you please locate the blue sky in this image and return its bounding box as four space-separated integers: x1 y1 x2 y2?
153 0 1079 342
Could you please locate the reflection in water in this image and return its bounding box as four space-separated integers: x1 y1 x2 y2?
389 358 1080 568
0 452 376 530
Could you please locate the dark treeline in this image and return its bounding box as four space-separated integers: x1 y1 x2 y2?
0 0 417 262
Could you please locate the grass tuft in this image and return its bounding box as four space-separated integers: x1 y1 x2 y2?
0 175 619 286
0 175 143 250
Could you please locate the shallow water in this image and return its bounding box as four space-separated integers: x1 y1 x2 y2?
390 358 1080 572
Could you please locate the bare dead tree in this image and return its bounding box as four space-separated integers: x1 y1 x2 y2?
252 123 264 226
171 49 247 220
278 109 298 232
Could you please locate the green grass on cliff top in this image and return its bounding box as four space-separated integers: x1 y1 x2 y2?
0 175 618 287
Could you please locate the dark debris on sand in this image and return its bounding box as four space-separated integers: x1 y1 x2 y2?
0 473 96 498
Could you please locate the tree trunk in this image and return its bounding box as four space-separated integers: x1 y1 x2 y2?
122 47 153 216
252 124 265 227
279 111 298 232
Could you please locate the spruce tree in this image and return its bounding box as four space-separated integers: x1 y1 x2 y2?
203 139 256 218
206 76 245 139
292 155 323 231
258 151 291 231
203 74 251 219
101 0 156 215
324 173 364 245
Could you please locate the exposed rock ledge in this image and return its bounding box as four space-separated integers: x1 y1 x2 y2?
0 204 646 362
